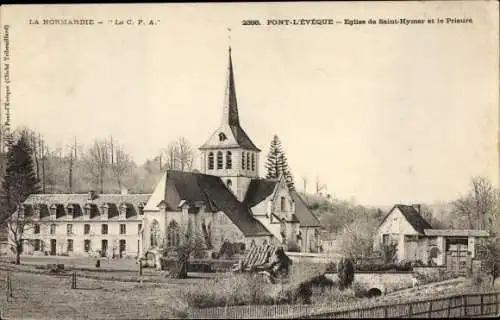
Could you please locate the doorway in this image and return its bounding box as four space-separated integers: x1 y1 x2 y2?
101 239 108 257
50 239 56 256
119 240 126 258
446 238 469 274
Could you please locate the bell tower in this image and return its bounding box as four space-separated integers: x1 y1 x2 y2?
199 47 261 201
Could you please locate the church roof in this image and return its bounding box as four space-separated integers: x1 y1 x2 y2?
243 179 322 228
199 47 260 152
243 178 279 207
151 170 271 237
291 191 322 227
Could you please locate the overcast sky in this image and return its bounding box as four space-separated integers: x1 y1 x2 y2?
2 2 498 206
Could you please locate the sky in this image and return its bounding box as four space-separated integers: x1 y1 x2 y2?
1 2 499 206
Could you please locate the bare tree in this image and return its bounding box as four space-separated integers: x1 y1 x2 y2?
452 176 498 230
337 216 378 263
85 139 109 194
161 137 194 172
111 145 132 191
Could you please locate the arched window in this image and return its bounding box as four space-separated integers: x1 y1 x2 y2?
216 151 223 169
251 153 255 171
150 219 160 248
219 132 227 141
226 179 232 188
208 152 214 170
167 220 180 248
226 151 232 169
241 152 245 169
246 152 250 170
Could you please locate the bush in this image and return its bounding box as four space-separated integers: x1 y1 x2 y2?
338 258 354 290
183 274 275 308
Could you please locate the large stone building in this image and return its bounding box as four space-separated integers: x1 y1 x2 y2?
10 47 322 258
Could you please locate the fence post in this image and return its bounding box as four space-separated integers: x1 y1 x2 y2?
384 306 388 318
447 297 452 317
71 272 76 289
480 294 484 315
427 301 433 318
463 295 468 317
408 303 413 317
496 293 499 315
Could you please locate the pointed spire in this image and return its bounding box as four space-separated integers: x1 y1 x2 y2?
222 46 240 126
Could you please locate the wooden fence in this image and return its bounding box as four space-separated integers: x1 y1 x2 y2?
188 291 500 319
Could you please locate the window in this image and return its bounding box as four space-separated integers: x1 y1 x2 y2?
66 224 73 235
120 224 126 235
226 151 232 169
246 152 250 170
251 153 255 171
216 151 223 169
382 234 389 245
429 247 439 259
138 223 142 234
34 239 41 251
150 220 160 247
34 224 40 234
241 152 245 169
84 224 90 235
50 224 56 235
84 240 91 253
208 152 214 170
280 197 286 211
101 224 108 235
67 239 73 252
67 206 73 215
167 220 180 247
138 204 144 215
226 179 232 188
219 132 227 141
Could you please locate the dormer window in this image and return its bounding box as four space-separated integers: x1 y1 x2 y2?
50 204 57 219
119 203 127 217
226 179 232 188
138 203 145 215
218 132 227 141
67 205 74 216
102 203 110 219
34 204 40 219
84 204 91 216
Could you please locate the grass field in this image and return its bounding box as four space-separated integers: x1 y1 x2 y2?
0 269 194 320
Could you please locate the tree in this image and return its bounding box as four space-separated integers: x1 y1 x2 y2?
161 137 194 172
337 258 355 290
451 176 498 230
111 145 132 191
85 139 109 194
265 135 295 191
380 242 398 264
337 216 378 262
0 133 40 264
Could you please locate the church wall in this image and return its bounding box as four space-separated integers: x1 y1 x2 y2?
210 211 246 250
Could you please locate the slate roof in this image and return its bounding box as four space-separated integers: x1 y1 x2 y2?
162 170 271 237
21 193 150 220
291 192 322 227
243 179 278 207
381 204 433 234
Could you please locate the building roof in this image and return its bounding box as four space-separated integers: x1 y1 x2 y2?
381 204 433 234
424 229 489 237
199 48 260 152
243 179 279 207
291 191 322 227
21 193 150 220
155 170 271 237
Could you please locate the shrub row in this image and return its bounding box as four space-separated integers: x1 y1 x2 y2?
326 262 414 273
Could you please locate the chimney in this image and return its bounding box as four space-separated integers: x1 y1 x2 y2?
121 188 128 195
88 190 96 201
412 204 421 214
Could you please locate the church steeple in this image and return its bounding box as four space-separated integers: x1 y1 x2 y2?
223 47 240 126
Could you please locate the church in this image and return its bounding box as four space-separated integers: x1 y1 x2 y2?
139 47 322 256
9 47 321 258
